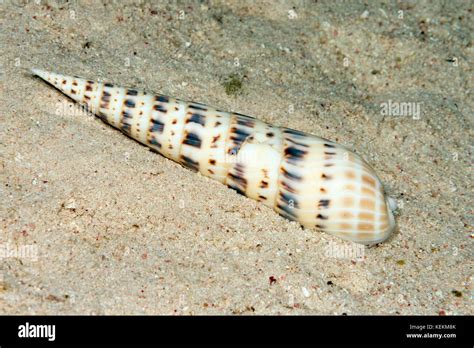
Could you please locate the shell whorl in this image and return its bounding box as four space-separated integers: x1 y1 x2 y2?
32 69 396 245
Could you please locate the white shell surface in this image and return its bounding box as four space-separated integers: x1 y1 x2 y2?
32 69 396 244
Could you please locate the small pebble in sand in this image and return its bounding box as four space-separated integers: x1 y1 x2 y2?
302 287 310 298
63 199 77 210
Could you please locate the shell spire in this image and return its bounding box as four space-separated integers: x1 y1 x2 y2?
32 69 397 245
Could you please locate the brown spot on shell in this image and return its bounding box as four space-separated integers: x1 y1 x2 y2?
124 99 136 108
343 184 356 191
181 155 199 171
189 104 208 112
153 104 167 113
342 197 354 207
155 95 169 103
339 223 353 230
354 232 377 240
360 199 375 210
228 170 247 193
284 146 307 161
379 215 389 224
187 113 206 126
340 211 354 219
235 114 255 127
318 199 330 209
358 223 374 231
126 89 138 96
359 212 375 221
280 180 296 193
362 187 375 196
281 167 302 181
362 174 376 188
345 171 356 180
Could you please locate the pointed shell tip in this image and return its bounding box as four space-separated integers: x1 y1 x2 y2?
31 68 48 77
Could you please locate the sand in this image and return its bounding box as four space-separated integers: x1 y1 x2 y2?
0 0 472 315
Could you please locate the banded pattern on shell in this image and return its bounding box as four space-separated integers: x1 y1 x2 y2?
32 69 397 245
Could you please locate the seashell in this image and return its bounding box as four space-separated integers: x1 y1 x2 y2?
32 69 397 245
